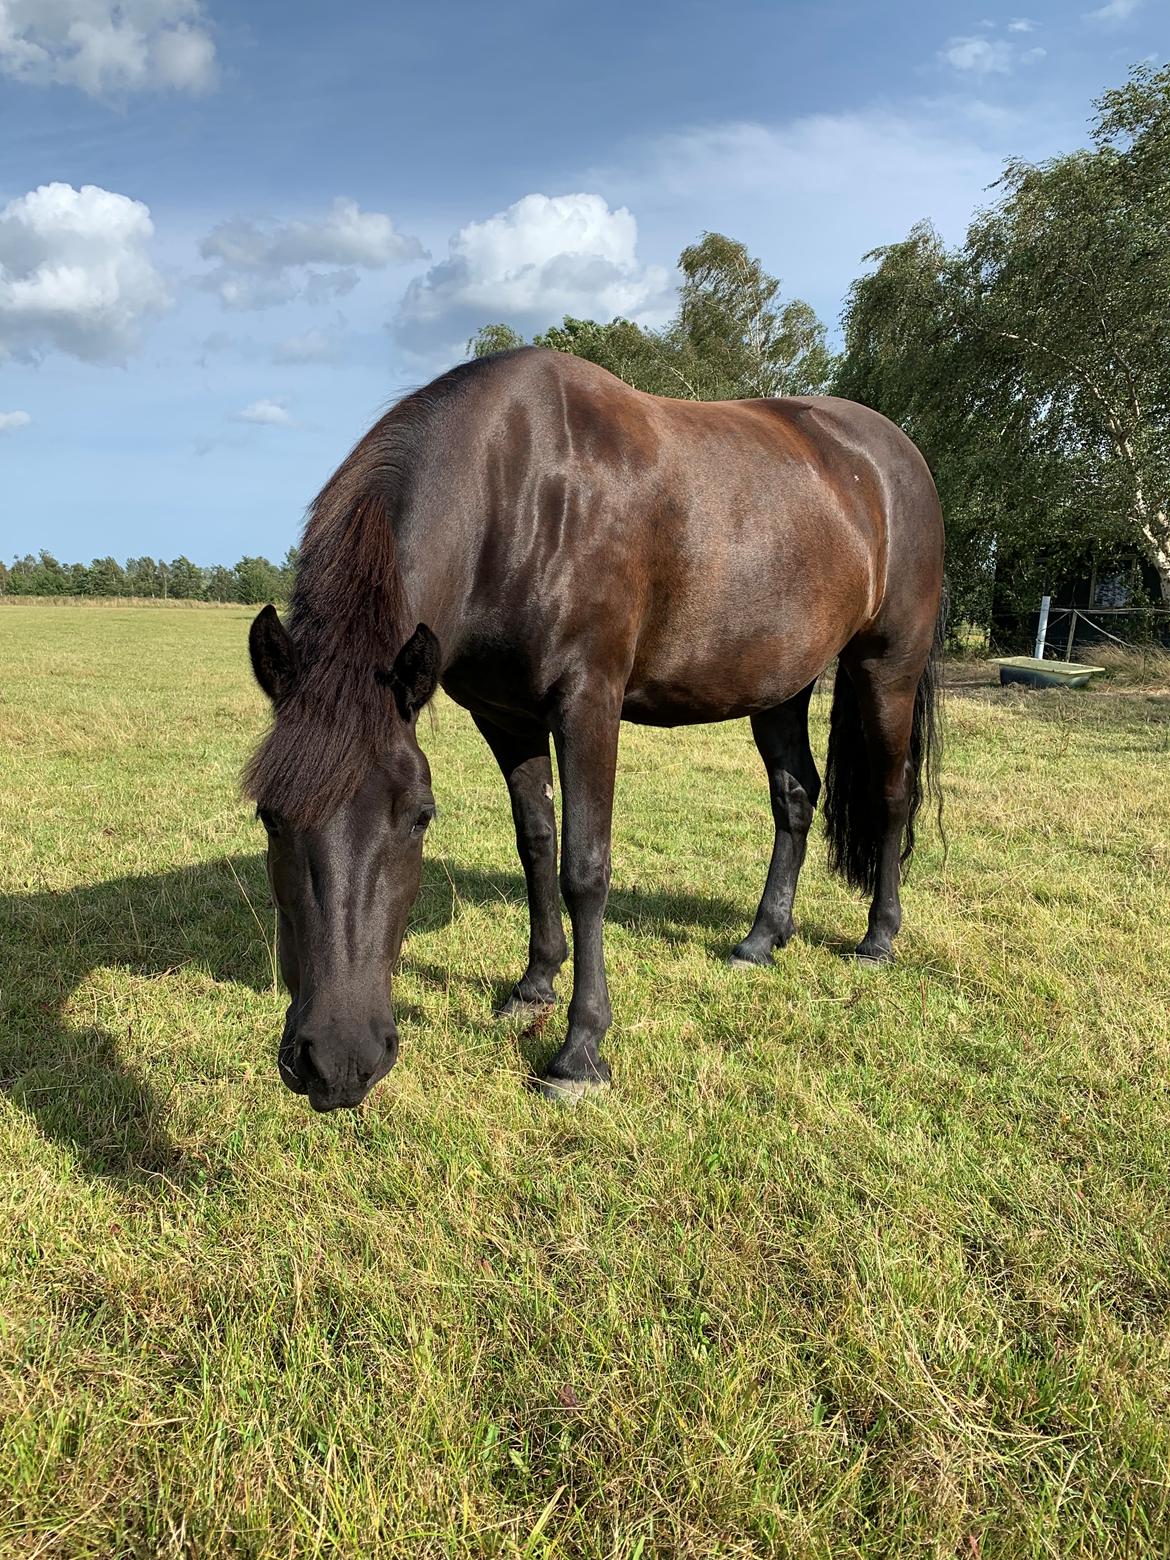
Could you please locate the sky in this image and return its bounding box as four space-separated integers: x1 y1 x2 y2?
0 0 1163 566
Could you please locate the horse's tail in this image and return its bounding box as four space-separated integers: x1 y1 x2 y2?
823 598 946 895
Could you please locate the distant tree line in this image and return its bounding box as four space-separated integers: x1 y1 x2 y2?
0 548 299 603
472 63 1170 629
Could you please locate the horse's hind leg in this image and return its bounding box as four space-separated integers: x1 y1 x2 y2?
472 713 569 1015
837 651 921 965
730 681 820 968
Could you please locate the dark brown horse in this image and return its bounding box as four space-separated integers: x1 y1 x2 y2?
245 347 943 1110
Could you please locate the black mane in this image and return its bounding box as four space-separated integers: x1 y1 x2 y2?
243 353 515 826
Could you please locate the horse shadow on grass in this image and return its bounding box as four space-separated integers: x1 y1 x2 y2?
2 852 789 1185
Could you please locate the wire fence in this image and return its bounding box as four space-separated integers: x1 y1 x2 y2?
1036 601 1170 659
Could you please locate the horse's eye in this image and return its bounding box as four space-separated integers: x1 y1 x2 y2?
257 807 280 835
411 805 436 835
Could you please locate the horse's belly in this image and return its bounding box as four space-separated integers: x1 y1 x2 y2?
622 632 833 726
621 494 876 725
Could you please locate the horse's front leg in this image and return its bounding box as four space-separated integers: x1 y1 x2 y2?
537 693 621 1101
472 713 568 1015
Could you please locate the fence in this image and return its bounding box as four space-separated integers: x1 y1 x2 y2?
1033 597 1170 659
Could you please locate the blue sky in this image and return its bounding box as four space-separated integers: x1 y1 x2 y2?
0 0 1162 566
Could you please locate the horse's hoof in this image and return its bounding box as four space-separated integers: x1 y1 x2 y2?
496 990 555 1020
848 947 893 969
532 1053 612 1104
728 944 773 969
532 1073 611 1105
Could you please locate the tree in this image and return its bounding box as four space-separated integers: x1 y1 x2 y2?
233 556 284 604
532 316 685 397
668 233 834 399
125 557 161 597
834 223 1003 625
469 231 835 404
278 546 300 599
204 564 235 603
837 62 1170 612
964 63 1170 601
167 556 205 599
87 557 127 596
12 551 68 595
468 323 526 358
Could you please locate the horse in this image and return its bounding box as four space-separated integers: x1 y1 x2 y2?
244 346 944 1111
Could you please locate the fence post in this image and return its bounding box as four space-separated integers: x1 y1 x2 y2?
1065 607 1078 662
1034 595 1051 660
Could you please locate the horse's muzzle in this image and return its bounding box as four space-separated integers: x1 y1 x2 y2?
277 1013 397 1111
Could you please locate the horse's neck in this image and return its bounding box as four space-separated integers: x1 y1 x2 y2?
391 479 473 663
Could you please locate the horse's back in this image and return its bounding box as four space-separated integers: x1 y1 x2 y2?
440 351 943 726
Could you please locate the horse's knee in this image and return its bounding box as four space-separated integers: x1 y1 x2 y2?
771 770 818 830
560 848 610 909
518 812 556 854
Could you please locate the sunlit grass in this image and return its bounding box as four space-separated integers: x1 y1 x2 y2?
2 605 1169 1557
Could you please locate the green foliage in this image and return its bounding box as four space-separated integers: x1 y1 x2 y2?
834 223 1001 628
1 550 298 603
836 62 1170 623
230 555 286 604
476 231 836 403
204 563 236 603
167 556 205 599
533 314 687 396
467 322 527 358
4 551 68 595
669 232 835 399
87 556 127 596
125 556 162 596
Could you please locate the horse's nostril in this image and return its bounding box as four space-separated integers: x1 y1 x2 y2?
290 1027 393 1107
297 1042 329 1091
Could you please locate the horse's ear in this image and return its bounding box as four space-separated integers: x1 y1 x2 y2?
379 623 440 721
249 604 300 703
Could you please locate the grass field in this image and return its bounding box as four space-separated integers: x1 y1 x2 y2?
2 605 1169 1558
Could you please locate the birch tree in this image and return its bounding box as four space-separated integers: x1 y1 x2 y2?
966 63 1170 600
837 63 1170 611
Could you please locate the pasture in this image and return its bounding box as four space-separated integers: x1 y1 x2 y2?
2 604 1169 1558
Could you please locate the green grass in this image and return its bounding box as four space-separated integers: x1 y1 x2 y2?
2 606 1169 1558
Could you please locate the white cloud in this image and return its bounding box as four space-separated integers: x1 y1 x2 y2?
395 192 673 356
234 398 293 427
1085 0 1142 20
197 320 348 366
272 327 341 364
0 0 216 97
939 28 1048 74
592 110 1028 332
941 36 1014 73
0 408 30 431
0 182 170 363
197 198 426 311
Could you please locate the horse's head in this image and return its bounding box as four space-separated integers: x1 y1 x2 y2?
246 605 440 1111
